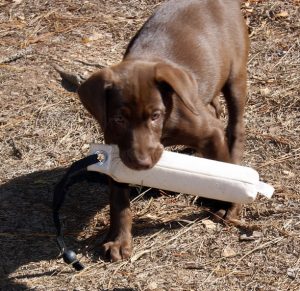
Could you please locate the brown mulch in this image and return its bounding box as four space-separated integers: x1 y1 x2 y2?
0 0 299 290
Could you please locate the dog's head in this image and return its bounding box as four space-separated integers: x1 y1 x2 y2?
78 60 198 170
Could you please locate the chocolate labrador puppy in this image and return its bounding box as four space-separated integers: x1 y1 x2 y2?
78 0 249 261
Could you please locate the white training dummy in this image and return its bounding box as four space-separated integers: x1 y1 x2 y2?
87 144 274 203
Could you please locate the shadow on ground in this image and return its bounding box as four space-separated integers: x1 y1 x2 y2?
0 167 111 290
0 166 212 290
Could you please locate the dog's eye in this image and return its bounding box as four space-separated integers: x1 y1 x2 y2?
112 114 126 125
151 111 161 121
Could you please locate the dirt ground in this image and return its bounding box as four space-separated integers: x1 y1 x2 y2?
0 0 299 290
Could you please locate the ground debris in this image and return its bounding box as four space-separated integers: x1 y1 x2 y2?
0 0 299 290
0 47 32 64
239 231 263 241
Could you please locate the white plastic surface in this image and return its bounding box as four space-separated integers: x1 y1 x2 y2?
87 144 274 204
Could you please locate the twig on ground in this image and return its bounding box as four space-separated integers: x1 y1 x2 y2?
107 261 128 289
131 187 153 203
207 237 286 285
248 130 291 146
0 47 32 64
271 43 297 70
75 59 106 69
257 149 300 169
8 138 22 160
237 237 284 265
130 250 151 263
70 261 106 281
201 263 221 286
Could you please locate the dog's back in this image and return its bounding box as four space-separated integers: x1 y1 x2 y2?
125 0 249 103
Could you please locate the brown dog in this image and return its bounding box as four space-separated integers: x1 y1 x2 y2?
78 0 249 261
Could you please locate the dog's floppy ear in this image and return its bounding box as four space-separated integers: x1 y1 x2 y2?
155 63 199 114
78 69 114 130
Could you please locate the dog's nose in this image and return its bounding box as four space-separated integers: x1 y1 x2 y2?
136 155 152 169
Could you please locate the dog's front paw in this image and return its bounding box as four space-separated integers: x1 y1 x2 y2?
212 202 242 225
102 233 132 262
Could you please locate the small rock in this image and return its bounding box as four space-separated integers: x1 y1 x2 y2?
260 87 270 96
269 126 280 135
282 170 295 178
239 231 263 241
81 143 90 151
147 281 158 290
287 268 297 280
82 32 103 44
276 11 289 18
202 219 217 231
222 245 237 258
45 160 54 167
0 117 8 124
17 15 25 21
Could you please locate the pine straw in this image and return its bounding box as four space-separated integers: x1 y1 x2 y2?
0 0 299 290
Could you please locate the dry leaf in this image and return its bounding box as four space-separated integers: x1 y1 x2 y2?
276 11 289 18
13 0 23 4
260 87 271 96
222 246 237 258
282 170 295 178
82 32 102 44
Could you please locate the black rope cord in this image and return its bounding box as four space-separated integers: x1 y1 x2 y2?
53 154 102 271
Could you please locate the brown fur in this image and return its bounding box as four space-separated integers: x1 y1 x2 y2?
78 0 249 261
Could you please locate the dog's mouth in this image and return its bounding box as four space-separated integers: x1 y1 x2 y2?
119 146 164 170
